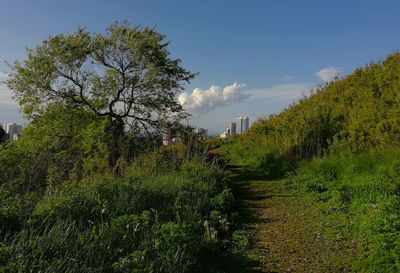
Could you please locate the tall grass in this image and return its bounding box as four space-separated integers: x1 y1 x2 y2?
0 155 237 273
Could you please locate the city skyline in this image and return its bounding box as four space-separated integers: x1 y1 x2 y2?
0 122 22 141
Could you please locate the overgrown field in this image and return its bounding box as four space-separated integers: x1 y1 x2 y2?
0 147 247 273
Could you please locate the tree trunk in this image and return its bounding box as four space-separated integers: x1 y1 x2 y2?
106 117 125 176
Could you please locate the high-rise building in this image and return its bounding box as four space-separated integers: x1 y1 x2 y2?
243 117 249 132
230 122 236 135
237 117 250 133
5 123 22 140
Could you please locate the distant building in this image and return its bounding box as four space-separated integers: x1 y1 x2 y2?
219 127 230 139
219 120 243 138
0 123 23 141
237 117 249 133
230 122 236 136
6 123 22 140
243 117 249 132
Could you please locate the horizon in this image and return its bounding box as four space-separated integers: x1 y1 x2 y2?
1 0 400 133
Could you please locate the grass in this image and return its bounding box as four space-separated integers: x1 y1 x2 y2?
227 166 358 272
0 158 246 273
222 148 400 272
288 149 400 272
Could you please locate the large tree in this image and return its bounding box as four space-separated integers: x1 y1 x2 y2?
7 23 195 171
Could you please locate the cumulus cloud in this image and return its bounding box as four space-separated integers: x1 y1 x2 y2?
315 67 341 82
178 82 249 114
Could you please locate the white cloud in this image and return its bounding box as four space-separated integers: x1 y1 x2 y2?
246 83 311 102
282 75 295 82
0 71 10 79
315 67 341 82
178 82 249 115
0 84 18 107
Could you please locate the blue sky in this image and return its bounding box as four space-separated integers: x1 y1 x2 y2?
1 0 400 133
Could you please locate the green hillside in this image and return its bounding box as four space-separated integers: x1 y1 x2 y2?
221 53 400 272
225 53 400 171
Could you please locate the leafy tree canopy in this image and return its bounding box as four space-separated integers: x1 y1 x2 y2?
6 22 196 169
7 22 194 126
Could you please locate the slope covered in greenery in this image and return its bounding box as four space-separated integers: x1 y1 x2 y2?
221 53 400 272
225 53 400 171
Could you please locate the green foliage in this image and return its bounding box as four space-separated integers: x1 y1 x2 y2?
0 189 39 235
7 22 194 121
288 149 400 272
0 103 109 192
212 189 235 213
224 52 400 170
0 22 244 273
0 127 5 143
0 154 238 273
218 52 400 271
6 22 196 169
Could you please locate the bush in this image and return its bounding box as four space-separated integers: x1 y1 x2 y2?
259 151 293 179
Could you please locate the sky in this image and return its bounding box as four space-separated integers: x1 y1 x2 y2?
1 0 400 134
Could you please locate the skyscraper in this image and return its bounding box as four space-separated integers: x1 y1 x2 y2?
237 117 250 133
6 123 22 140
243 117 249 132
230 122 236 135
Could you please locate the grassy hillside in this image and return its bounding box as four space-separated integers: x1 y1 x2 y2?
221 53 400 272
223 53 400 171
288 150 400 272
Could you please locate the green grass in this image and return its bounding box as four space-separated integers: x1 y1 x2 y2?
288 149 400 272
0 159 242 273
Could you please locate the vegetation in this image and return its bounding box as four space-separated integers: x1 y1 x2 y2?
223 53 400 170
288 149 400 272
0 127 5 143
6 22 195 173
0 150 241 272
220 52 400 272
0 24 247 273
0 112 244 272
2 20 400 272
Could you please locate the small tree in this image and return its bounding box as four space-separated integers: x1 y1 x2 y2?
7 23 195 172
0 127 5 143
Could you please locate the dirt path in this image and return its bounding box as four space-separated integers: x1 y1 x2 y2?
229 167 354 273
